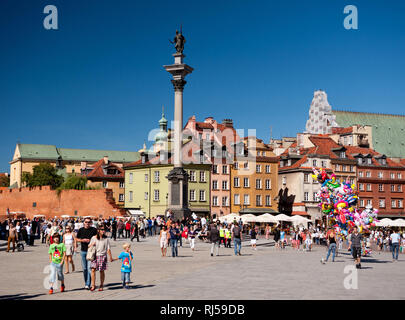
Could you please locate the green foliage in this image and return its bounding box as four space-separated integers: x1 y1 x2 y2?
0 175 10 187
59 174 88 190
22 163 64 189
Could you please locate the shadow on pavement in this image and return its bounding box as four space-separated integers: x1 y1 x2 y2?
0 293 45 300
106 284 155 291
362 258 391 264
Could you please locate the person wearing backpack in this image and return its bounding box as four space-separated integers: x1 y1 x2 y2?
232 222 242 256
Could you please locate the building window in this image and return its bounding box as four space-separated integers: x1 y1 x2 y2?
213 165 218 174
357 158 362 165
212 196 218 206
256 179 262 189
379 199 385 208
304 174 309 183
366 199 372 207
350 165 354 172
129 191 133 202
265 195 271 206
340 151 346 158
222 196 229 206
234 194 240 205
392 200 396 208
367 158 372 165
244 194 250 205
129 173 133 184
313 192 317 201
390 172 395 179
349 178 354 185
378 184 384 192
342 165 346 172
154 190 160 201
312 159 317 167
265 179 271 190
398 173 402 179
359 171 363 178
399 200 403 208
244 162 249 169
256 165 261 173
212 180 218 190
154 171 160 182
256 195 262 206
359 183 364 191
335 164 340 171
265 165 271 173
360 199 364 207
287 159 292 166
119 194 124 202
304 192 309 201
378 172 383 178
189 171 196 182
222 180 228 190
243 178 249 188
200 171 206 182
190 190 196 201
119 182 125 188
102 181 108 188
199 190 206 202
391 184 395 192
144 192 148 200
144 174 148 182
222 165 228 174
366 171 371 178
398 185 402 192
234 162 239 170
321 161 326 168
234 177 240 187
282 176 286 185
366 184 371 191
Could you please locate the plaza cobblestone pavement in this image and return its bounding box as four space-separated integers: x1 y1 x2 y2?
0 236 404 300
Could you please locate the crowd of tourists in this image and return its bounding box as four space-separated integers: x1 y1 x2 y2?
1 213 405 294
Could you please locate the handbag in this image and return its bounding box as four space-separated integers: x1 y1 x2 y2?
86 244 96 261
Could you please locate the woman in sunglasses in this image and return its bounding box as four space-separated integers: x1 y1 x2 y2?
88 224 116 291
63 226 77 274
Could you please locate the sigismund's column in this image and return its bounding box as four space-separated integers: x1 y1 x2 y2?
164 31 193 221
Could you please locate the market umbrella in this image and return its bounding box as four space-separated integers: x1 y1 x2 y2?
379 218 394 227
33 214 46 218
256 213 278 223
274 214 293 222
61 215 70 218
391 218 405 227
240 214 258 223
218 213 240 223
290 215 310 226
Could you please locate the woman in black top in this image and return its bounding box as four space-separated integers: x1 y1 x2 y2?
322 229 337 263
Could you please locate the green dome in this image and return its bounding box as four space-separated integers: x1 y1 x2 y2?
155 130 168 142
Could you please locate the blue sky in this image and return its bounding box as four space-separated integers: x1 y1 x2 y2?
1 0 405 172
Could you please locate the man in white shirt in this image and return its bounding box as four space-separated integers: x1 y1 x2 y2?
201 217 207 227
390 230 401 261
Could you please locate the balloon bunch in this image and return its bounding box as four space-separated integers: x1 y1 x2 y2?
312 168 379 238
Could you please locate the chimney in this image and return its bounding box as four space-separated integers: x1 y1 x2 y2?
80 161 87 170
222 119 233 128
103 156 109 165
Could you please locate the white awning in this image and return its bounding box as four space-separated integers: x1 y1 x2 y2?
128 210 145 216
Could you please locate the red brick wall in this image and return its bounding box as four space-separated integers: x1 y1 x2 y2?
0 186 124 219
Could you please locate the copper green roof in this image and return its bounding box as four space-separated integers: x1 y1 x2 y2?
15 144 140 163
57 148 140 162
333 110 405 158
18 144 60 160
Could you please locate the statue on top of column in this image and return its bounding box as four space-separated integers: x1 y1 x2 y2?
170 27 186 53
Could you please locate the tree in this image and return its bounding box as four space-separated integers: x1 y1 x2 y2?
0 175 10 187
22 163 64 189
59 175 88 190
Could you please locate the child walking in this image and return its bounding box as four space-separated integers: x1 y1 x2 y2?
118 243 133 289
48 233 66 294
